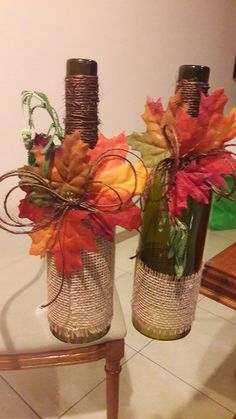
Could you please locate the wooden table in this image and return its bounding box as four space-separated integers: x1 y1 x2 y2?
200 242 236 309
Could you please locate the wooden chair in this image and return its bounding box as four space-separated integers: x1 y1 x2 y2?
0 233 126 419
200 242 236 309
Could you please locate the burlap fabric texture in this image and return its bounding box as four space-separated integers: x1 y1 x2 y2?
47 236 115 343
132 258 202 339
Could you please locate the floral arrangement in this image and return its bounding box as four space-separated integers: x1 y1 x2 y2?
127 88 236 275
1 92 146 277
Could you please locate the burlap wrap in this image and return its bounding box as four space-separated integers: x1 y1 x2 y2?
47 237 115 343
132 258 202 339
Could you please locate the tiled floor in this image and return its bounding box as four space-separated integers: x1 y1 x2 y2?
0 229 236 418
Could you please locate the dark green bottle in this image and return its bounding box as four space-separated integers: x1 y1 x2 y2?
133 65 210 340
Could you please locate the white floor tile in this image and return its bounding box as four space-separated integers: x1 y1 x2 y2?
115 266 126 280
198 297 236 324
0 376 39 419
141 307 236 412
61 353 233 419
115 235 139 272
116 272 152 351
217 229 236 242
1 345 135 419
203 229 236 262
198 294 205 302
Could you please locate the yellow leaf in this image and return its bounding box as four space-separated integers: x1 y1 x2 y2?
90 160 147 207
29 224 57 257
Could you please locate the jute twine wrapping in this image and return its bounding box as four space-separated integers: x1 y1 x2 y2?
47 236 115 343
132 258 202 337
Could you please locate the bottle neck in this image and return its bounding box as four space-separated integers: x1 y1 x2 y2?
176 80 209 117
65 58 99 148
176 64 210 117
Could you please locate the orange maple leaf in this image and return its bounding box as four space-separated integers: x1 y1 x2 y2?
88 132 128 164
141 92 184 149
30 224 57 257
87 133 146 211
50 131 90 196
29 209 96 277
176 89 236 155
31 131 90 197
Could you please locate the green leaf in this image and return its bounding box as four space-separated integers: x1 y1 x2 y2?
28 152 36 167
28 190 54 207
126 132 169 168
19 172 54 208
157 210 167 232
21 90 64 145
167 218 188 278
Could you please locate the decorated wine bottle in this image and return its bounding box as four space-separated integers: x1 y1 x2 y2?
47 58 115 344
132 65 211 340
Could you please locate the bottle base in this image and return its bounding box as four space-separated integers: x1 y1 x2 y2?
50 325 110 344
132 316 191 341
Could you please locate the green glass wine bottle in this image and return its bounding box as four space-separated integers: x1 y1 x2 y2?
48 58 115 344
132 65 211 340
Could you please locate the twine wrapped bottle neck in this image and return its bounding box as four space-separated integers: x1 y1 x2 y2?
65 58 99 149
176 80 210 117
176 65 210 117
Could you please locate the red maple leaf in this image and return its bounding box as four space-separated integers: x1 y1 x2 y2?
176 89 236 156
202 154 236 192
19 198 55 223
29 209 97 277
89 205 142 241
169 161 211 216
87 132 128 164
169 153 236 217
52 210 97 276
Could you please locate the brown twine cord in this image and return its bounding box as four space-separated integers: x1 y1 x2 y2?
176 80 209 117
65 75 99 148
132 258 202 336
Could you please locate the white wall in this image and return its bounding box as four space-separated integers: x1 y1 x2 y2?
0 0 236 172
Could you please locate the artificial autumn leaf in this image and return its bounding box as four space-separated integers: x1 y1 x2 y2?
176 89 236 156
169 160 211 216
201 155 236 189
205 108 236 150
18 166 56 208
22 131 91 207
19 198 55 223
169 149 236 217
50 131 90 196
88 213 115 241
30 224 57 257
108 204 142 231
88 132 128 164
145 97 164 121
18 198 57 256
89 204 142 241
142 97 167 148
88 159 146 211
199 88 228 121
52 210 96 276
29 209 96 277
126 132 170 167
127 94 185 167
